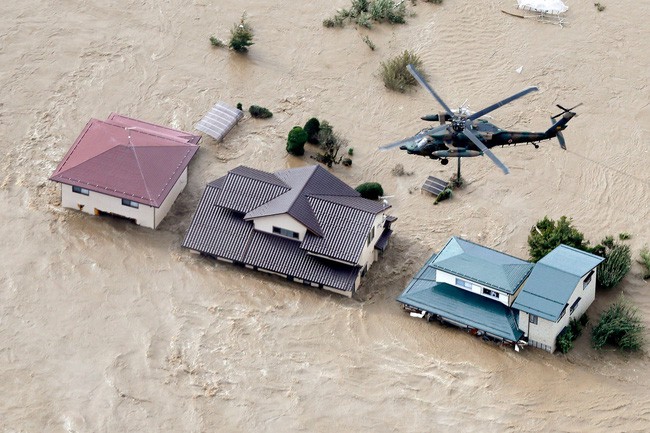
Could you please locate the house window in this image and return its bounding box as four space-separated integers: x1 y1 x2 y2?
570 297 582 315
455 278 473 290
72 185 89 196
529 314 538 325
366 226 375 246
583 270 594 289
558 305 567 321
482 288 500 299
121 198 139 209
272 226 299 239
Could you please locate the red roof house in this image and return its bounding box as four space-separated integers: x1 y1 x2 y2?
50 114 200 229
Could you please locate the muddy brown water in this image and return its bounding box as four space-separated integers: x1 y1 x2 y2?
1 1 649 431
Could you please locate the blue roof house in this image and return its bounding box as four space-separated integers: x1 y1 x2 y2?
512 245 603 352
398 238 603 352
183 165 395 297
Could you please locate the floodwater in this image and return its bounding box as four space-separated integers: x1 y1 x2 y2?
1 0 649 431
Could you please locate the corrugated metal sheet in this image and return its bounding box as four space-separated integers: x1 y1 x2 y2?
374 229 393 251
245 231 359 292
300 196 375 263
432 237 533 294
215 172 289 213
195 102 244 142
50 116 199 207
398 252 524 342
182 185 253 261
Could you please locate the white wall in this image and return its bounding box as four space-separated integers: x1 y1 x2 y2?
357 213 386 269
436 270 513 306
61 184 155 228
153 168 188 228
252 214 307 240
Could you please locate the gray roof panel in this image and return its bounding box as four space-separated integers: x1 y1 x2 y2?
215 171 289 213
244 231 359 292
300 196 375 263
182 185 253 260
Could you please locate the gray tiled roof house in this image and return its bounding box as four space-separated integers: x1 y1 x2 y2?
183 165 395 297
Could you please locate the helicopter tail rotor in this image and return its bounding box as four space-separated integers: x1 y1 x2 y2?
551 103 582 119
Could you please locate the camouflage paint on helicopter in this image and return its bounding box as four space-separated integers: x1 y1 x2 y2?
381 65 580 174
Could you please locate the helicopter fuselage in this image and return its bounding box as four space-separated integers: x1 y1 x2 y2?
400 118 556 159
400 113 575 160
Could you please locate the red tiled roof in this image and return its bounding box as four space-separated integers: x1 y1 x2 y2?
49 115 200 207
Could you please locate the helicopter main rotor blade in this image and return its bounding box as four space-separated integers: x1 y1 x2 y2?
380 124 450 151
464 127 510 174
406 64 454 117
467 86 538 121
379 132 431 150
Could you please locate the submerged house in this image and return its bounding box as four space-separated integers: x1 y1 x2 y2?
50 113 200 229
182 165 396 297
398 237 603 352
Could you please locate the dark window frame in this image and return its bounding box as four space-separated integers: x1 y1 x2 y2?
570 297 582 315
583 270 595 289
482 288 500 299
272 226 299 240
529 314 538 325
121 198 139 209
72 185 89 196
455 278 473 290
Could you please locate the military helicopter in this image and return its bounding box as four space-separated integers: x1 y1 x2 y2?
380 64 580 175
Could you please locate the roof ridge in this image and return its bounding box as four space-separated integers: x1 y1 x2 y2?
230 166 291 189
454 236 528 263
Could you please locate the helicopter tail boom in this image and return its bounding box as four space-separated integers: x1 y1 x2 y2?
544 111 575 138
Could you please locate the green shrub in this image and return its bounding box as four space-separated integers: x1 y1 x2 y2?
313 120 347 168
380 50 423 92
569 317 584 339
210 36 224 47
362 35 376 50
434 187 452 205
527 216 590 262
342 157 352 167
304 118 321 144
556 326 575 354
619 232 632 240
286 126 308 156
229 13 254 53
594 3 605 12
597 243 631 289
249 105 272 119
592 297 644 351
323 0 407 28
369 0 406 23
356 182 384 200
348 147 354 156
640 247 650 280
236 102 243 111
